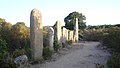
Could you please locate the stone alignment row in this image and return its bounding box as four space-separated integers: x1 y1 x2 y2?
30 8 79 61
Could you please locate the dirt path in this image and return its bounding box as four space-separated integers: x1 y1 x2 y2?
30 42 110 68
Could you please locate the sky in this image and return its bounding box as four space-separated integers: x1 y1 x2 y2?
0 0 120 27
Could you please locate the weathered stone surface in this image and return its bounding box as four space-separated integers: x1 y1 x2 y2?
74 18 78 42
30 8 43 60
14 55 28 66
48 27 54 50
66 29 68 41
53 20 62 46
62 27 68 43
68 30 74 41
62 27 66 43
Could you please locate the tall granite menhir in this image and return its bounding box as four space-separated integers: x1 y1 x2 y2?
62 27 68 43
48 27 54 50
53 20 62 46
30 8 43 60
74 18 78 42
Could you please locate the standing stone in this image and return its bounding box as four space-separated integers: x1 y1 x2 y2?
30 8 43 61
53 20 62 46
62 27 68 43
66 29 68 41
74 18 79 42
68 30 74 41
48 27 54 50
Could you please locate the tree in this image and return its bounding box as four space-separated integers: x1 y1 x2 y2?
0 22 12 42
0 38 7 60
0 18 5 23
0 18 12 53
64 11 86 30
10 22 30 52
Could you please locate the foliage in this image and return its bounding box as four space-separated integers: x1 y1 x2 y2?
81 26 120 68
107 53 120 68
43 46 53 60
64 11 86 30
0 38 8 66
0 18 30 68
100 27 120 68
43 27 48 47
12 49 26 58
0 18 5 23
62 40 73 48
43 27 53 60
0 19 30 54
53 40 60 52
87 24 115 29
82 29 104 41
30 58 44 65
0 38 7 60
99 64 104 68
102 27 120 52
0 20 12 52
82 27 120 52
66 40 73 45
0 58 17 68
114 24 120 27
10 22 30 52
0 37 16 68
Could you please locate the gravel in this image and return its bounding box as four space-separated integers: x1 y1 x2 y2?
27 42 111 68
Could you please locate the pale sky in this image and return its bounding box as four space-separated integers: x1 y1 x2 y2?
0 0 120 26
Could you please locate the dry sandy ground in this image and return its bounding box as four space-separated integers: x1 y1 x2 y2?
27 42 110 68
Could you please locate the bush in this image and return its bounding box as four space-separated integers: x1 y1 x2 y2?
12 49 26 58
0 57 17 68
107 53 120 68
43 26 49 48
82 29 104 41
43 46 53 60
101 27 120 68
66 40 73 45
43 31 48 48
81 27 120 67
0 61 15 68
62 40 73 48
53 40 60 52
102 27 120 52
0 38 16 68
0 38 7 60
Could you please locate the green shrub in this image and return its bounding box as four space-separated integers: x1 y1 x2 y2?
101 27 120 68
0 38 16 68
0 38 7 60
82 29 104 41
62 40 73 48
43 32 48 47
53 40 60 52
66 40 73 45
81 27 120 67
43 46 53 60
31 57 44 65
102 27 120 52
12 49 26 58
107 53 120 68
99 64 104 68
0 57 17 68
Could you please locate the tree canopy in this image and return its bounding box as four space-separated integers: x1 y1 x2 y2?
64 11 86 30
0 18 30 53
